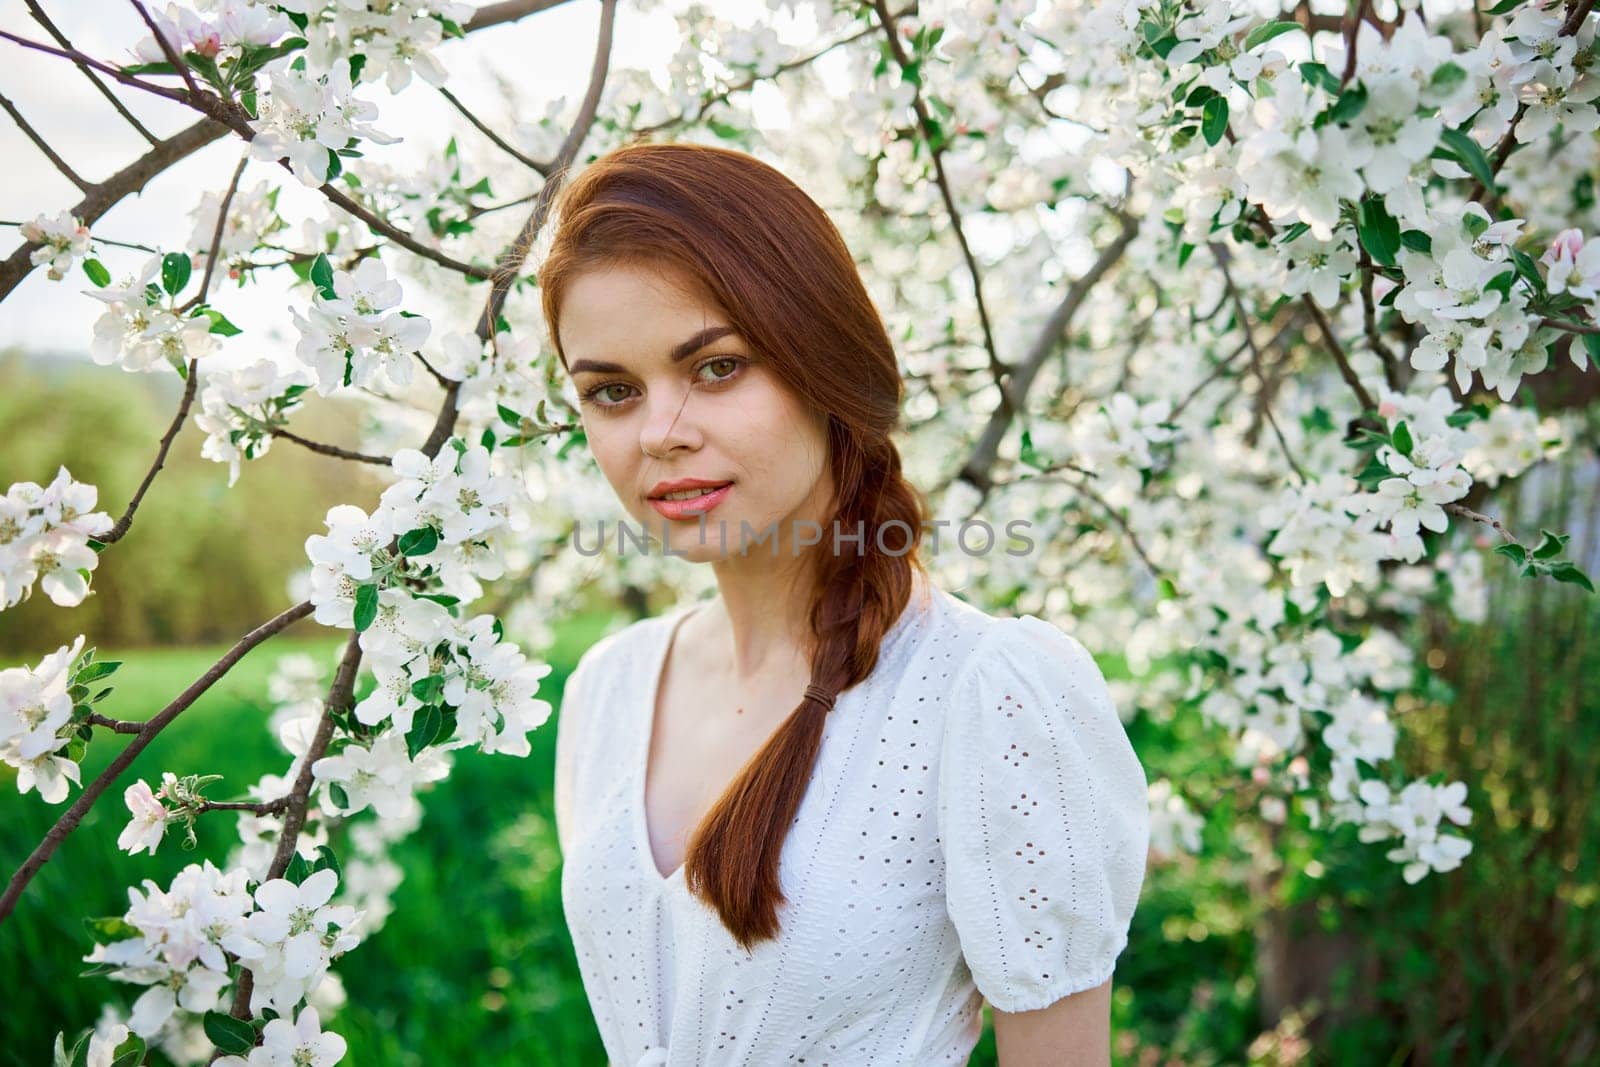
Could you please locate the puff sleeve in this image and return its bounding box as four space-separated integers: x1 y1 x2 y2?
938 615 1151 1013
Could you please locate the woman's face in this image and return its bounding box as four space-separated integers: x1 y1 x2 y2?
558 262 833 561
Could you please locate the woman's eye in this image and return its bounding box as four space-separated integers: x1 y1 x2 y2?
580 382 634 407
699 356 744 382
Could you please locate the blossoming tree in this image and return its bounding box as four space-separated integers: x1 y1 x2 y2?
2 0 1597 1061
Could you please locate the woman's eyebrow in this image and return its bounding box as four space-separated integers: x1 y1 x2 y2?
568 325 738 375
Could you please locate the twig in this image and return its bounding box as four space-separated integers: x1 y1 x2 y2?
1340 0 1368 87
463 0 576 31
195 798 289 815
1541 315 1600 335
85 713 141 735
0 92 90 191
1211 244 1311 484
2 0 577 298
870 0 1006 403
953 207 1141 497
221 632 362 1026
0 601 317 925
1302 293 1378 414
0 30 188 105
437 85 548 175
179 150 250 313
0 220 158 254
269 427 393 467
0 29 494 282
633 12 896 136
1445 502 1520 544
128 0 203 99
1464 0 1597 204
1358 246 1402 386
99 358 201 545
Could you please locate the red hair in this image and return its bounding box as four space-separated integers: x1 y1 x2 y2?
540 142 930 950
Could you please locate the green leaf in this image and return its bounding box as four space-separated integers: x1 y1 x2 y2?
1493 542 1527 565
353 583 379 632
1532 529 1568 559
328 781 350 810
311 844 342 880
1549 563 1595 592
406 704 444 759
1440 126 1495 190
1391 420 1413 456
310 253 336 299
1485 0 1524 13
199 308 243 336
556 426 587 460
284 851 314 885
1200 96 1229 146
410 674 445 703
1326 82 1368 125
82 258 111 288
203 1012 257 1055
1244 20 1301 51
497 403 525 428
1299 61 1340 95
84 915 141 943
1358 197 1401 266
398 526 439 557
1354 456 1392 490
120 60 178 75
161 252 192 296
75 660 121 683
1429 61 1467 94
1400 229 1433 254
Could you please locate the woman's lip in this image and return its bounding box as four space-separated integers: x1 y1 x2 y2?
648 482 733 520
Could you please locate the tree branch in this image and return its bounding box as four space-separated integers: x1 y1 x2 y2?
437 85 548 176
269 427 393 467
871 0 1006 404
99 358 201 545
0 600 317 925
0 91 90 191
222 631 362 1026
179 150 250 314
2 117 230 300
1302 293 1378 414
954 208 1141 496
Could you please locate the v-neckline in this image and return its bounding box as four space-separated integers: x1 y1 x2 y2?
632 601 707 888
629 579 935 890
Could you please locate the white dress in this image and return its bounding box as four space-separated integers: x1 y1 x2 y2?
554 575 1150 1066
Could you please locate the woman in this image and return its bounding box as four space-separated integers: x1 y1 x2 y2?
541 142 1149 1066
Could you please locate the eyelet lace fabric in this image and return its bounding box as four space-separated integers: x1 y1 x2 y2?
553 578 1150 1066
